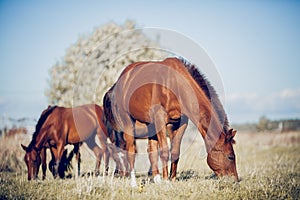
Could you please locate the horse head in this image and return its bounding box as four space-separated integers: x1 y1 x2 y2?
206 128 238 181
21 144 41 180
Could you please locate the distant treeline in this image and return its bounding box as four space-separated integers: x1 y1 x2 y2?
233 117 300 132
0 116 36 128
1 116 300 136
0 117 35 138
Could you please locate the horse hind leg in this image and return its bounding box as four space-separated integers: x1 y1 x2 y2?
123 130 137 187
97 128 110 176
85 136 104 176
94 148 103 176
104 147 109 176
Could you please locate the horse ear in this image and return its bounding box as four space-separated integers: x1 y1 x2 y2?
21 144 28 151
226 129 237 143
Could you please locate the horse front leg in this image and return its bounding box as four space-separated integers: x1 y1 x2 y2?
73 143 81 177
156 126 169 181
147 134 160 183
49 147 56 177
52 143 64 179
151 106 170 182
168 116 188 181
40 147 47 180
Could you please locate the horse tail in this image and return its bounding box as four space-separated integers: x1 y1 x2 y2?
103 86 117 131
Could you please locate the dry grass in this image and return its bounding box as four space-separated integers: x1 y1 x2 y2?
0 130 299 199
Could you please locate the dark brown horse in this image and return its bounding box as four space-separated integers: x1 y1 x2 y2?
21 104 126 180
103 57 238 187
22 106 81 180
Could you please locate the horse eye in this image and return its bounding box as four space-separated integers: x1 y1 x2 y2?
227 155 235 161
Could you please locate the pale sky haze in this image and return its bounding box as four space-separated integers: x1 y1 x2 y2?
0 0 299 124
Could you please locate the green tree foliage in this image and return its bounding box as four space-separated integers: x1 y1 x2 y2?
46 21 166 106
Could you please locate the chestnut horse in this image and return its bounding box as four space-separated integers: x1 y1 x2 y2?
103 57 238 187
21 104 126 180
22 106 81 180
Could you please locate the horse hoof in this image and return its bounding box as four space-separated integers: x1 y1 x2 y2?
95 171 100 177
153 174 161 184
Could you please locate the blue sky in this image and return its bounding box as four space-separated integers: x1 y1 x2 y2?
0 0 300 124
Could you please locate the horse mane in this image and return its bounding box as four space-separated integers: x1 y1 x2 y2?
28 105 57 149
178 57 230 133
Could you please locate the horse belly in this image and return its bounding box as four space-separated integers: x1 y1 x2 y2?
66 122 95 144
134 121 148 138
67 132 81 144
128 83 181 124
70 107 98 142
128 86 153 123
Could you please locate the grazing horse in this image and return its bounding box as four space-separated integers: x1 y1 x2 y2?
22 105 81 180
103 57 238 187
21 104 126 180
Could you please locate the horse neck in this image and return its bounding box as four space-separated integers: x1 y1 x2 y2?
30 128 49 151
191 86 223 152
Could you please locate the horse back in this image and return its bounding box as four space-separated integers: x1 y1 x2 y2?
112 58 198 125
48 104 105 144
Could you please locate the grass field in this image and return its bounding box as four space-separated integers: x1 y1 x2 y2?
0 129 299 199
